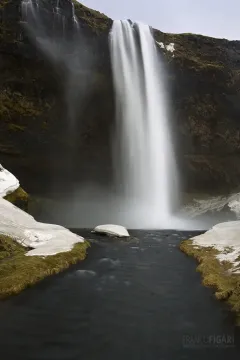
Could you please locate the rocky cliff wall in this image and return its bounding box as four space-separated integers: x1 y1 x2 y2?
154 29 240 192
1 0 240 195
0 0 114 195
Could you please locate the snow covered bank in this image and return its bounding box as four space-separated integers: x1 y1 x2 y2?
180 221 240 325
191 221 240 273
0 198 84 256
0 163 84 256
0 164 88 298
0 164 19 197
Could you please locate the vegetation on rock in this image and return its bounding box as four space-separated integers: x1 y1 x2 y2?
180 240 240 325
4 186 29 211
0 89 41 122
0 234 90 299
73 0 112 34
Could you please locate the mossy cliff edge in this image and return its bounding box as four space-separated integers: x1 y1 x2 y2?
1 0 240 195
180 240 240 325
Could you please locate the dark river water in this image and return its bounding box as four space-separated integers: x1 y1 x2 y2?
0 230 239 359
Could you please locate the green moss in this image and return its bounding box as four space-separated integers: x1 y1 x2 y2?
73 0 111 34
0 234 26 260
0 0 9 9
180 240 240 324
4 187 29 212
8 124 26 132
0 236 90 299
0 89 41 122
154 29 225 71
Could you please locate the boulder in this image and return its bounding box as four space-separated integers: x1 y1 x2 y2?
93 224 129 237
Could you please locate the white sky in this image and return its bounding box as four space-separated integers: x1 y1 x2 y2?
79 0 240 40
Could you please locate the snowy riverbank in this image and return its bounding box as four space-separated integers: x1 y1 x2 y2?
0 164 89 298
180 224 240 325
0 164 85 256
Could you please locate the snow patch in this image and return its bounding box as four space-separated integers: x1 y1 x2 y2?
157 41 165 49
191 221 240 272
0 197 84 256
156 41 175 55
94 224 129 237
166 43 175 52
0 164 84 256
0 164 19 198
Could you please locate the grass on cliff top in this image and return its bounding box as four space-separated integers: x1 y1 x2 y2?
0 234 90 299
73 0 111 33
180 240 240 325
154 29 225 71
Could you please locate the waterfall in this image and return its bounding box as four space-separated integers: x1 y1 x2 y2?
109 20 179 228
21 0 38 22
53 0 65 37
21 0 79 35
72 2 80 32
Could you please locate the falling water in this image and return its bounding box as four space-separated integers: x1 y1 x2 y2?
54 0 65 37
110 20 179 228
21 0 38 21
72 2 80 32
55 0 60 14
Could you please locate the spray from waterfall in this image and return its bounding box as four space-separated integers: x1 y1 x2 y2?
19 0 98 198
109 20 179 228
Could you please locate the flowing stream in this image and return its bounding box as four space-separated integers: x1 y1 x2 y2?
0 230 238 359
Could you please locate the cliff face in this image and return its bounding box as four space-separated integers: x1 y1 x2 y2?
0 0 114 194
154 30 240 192
1 0 240 195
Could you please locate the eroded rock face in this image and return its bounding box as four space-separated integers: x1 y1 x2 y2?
0 1 240 195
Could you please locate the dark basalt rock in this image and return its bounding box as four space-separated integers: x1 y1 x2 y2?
0 0 114 195
0 0 240 196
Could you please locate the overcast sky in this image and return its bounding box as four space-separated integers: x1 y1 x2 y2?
79 0 239 40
